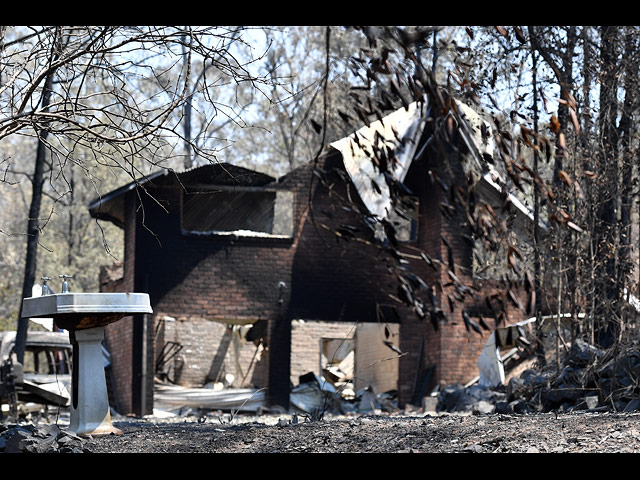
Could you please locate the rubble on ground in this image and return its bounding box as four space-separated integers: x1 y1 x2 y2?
437 339 640 415
153 371 402 420
0 422 89 453
290 373 400 418
7 337 640 453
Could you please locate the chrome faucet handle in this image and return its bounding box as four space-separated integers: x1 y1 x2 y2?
59 274 73 294
41 277 51 296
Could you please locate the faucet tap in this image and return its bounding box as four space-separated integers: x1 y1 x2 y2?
59 274 73 294
41 277 51 296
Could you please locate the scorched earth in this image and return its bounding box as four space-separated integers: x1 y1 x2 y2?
78 410 640 453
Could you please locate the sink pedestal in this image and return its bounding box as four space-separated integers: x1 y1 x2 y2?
69 326 121 437
21 292 153 437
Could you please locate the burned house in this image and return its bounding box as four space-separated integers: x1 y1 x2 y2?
88 98 539 416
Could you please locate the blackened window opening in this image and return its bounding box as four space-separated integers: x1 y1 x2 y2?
182 188 294 238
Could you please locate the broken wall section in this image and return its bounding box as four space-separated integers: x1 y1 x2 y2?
290 320 400 398
154 314 267 389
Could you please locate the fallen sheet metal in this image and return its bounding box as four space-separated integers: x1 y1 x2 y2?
154 384 266 414
154 374 343 417
289 382 327 415
289 373 341 416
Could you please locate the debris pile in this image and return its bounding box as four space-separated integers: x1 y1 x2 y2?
507 339 640 413
289 372 398 419
153 371 401 420
437 339 640 415
0 423 89 453
436 383 506 415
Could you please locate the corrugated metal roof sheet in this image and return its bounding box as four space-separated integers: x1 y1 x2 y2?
329 101 429 219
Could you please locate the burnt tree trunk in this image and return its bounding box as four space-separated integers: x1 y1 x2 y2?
14 71 55 363
530 44 545 366
617 28 639 327
594 25 621 348
528 26 578 357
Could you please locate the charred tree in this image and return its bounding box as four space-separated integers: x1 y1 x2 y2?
617 28 639 326
14 70 55 363
529 43 545 366
594 26 621 348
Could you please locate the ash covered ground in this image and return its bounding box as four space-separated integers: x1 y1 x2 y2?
83 410 640 453
4 409 640 454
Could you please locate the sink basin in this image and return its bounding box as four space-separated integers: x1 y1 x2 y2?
21 293 152 331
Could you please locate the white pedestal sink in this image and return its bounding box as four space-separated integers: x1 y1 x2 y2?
22 292 152 437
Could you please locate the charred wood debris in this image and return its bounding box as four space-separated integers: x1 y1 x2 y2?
0 423 89 453
438 339 640 416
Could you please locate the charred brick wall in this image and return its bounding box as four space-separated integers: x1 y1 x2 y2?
395 131 510 405
99 141 532 413
395 155 451 406
126 156 401 408
127 169 315 406
133 183 299 319
287 154 398 323
434 167 488 389
133 186 295 395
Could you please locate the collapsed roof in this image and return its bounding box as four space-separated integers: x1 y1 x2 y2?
87 97 541 236
329 97 542 234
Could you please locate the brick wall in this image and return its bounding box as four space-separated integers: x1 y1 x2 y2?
394 129 518 404
287 154 398 323
395 156 443 405
119 157 402 408
434 151 487 388
135 184 295 318
129 173 304 407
